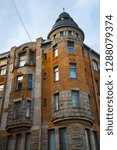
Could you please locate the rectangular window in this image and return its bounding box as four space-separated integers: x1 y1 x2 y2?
26 101 31 118
69 63 77 78
7 136 12 150
48 129 56 150
59 128 68 150
54 48 58 57
54 66 59 81
0 84 4 97
28 74 33 89
15 134 21 150
16 76 23 90
85 129 91 150
30 52 34 65
60 31 64 36
19 55 26 67
43 99 47 107
67 41 74 54
93 131 100 150
25 133 31 150
72 91 78 108
0 65 7 75
54 93 59 111
68 31 72 36
14 101 21 119
93 60 98 71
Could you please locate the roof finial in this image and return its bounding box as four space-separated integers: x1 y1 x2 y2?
63 8 65 12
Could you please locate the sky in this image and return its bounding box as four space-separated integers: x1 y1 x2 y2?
0 0 100 53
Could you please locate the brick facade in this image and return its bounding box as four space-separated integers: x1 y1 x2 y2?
0 12 100 150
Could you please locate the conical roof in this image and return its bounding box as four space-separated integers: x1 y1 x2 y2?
48 12 84 39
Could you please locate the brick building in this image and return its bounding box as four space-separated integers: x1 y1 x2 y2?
0 12 100 150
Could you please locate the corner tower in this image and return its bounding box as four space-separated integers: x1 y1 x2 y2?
41 12 99 150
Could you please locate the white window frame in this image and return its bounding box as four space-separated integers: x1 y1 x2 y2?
0 65 7 75
54 66 59 81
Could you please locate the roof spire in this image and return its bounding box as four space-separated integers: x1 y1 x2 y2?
63 8 65 12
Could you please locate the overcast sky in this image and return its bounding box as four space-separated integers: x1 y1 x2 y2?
0 0 99 53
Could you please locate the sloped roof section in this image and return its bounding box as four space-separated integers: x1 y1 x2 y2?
48 12 84 40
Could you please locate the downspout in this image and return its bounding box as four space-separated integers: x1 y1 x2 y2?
89 49 100 123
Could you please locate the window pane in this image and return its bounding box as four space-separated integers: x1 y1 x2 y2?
14 101 21 119
67 42 74 54
0 65 7 75
72 91 78 108
85 129 91 150
54 67 59 81
30 52 34 65
16 76 23 90
26 101 31 118
48 129 55 150
54 49 58 57
7 136 12 150
54 93 59 111
0 84 4 97
19 55 25 67
70 64 77 78
93 61 98 71
28 74 33 89
25 133 31 150
59 128 68 150
60 31 64 36
15 134 21 150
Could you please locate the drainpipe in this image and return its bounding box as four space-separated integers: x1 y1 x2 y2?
88 49 100 123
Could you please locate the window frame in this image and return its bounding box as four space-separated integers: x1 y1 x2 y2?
0 65 7 75
28 74 33 89
93 60 98 71
60 31 64 36
48 129 56 150
85 129 91 150
19 54 26 67
59 127 68 150
26 100 31 118
13 101 21 120
54 93 59 111
67 41 74 54
69 63 77 78
71 90 79 108
30 52 34 65
0 84 4 97
16 75 23 91
54 66 59 82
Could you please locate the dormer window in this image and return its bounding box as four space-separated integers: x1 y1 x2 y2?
68 31 72 36
60 31 64 37
19 54 26 67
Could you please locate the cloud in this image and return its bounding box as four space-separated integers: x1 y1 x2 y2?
0 0 99 53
